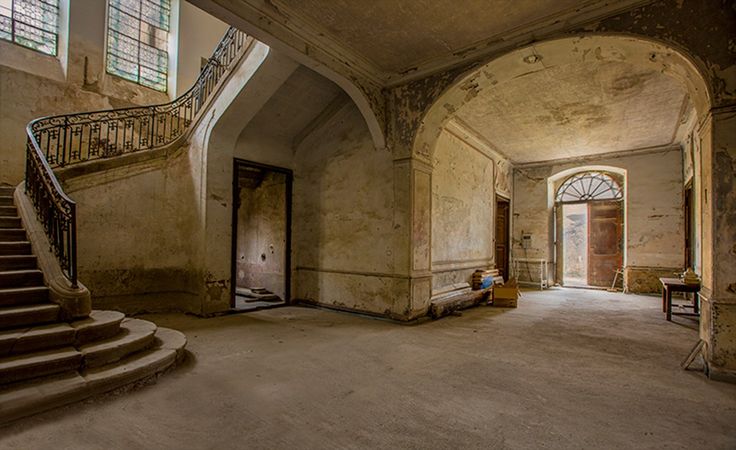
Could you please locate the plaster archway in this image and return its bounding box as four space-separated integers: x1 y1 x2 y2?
412 34 712 163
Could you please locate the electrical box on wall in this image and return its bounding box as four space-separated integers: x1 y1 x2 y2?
521 233 532 249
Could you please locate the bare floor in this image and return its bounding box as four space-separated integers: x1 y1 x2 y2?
2 288 736 449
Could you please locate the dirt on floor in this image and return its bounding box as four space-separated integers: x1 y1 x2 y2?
2 288 736 449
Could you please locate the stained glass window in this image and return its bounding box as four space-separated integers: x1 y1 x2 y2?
556 171 623 203
106 0 170 92
0 0 59 56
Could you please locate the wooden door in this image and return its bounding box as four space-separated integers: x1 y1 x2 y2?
495 197 510 281
587 201 623 287
684 184 693 269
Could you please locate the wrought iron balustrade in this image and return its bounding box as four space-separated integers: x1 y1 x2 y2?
24 27 250 286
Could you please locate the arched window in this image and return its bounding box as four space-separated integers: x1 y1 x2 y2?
556 171 623 203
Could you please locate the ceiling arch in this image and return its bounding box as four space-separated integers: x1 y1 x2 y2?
414 34 712 164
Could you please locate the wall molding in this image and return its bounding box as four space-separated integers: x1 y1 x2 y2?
515 143 682 169
296 266 410 279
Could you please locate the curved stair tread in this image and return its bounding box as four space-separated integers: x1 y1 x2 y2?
0 347 81 385
72 310 125 345
153 327 187 353
0 304 59 329
0 372 87 424
79 318 157 368
84 326 186 394
0 326 186 424
0 322 75 356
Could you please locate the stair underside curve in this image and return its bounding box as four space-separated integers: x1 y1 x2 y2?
0 325 186 425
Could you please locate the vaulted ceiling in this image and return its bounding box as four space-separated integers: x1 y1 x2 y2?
453 57 689 163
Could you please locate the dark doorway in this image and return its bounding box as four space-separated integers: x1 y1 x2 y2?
684 182 694 269
495 195 511 281
231 159 292 312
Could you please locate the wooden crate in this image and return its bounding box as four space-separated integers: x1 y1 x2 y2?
492 280 519 308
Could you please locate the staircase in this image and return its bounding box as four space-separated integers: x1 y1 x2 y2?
0 185 186 424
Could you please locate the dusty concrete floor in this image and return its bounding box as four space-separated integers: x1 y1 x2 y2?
2 288 736 449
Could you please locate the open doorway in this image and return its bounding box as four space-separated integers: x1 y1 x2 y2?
557 171 624 288
231 159 292 311
495 195 511 281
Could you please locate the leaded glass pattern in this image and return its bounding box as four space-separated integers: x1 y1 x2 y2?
556 171 623 203
0 0 59 55
106 0 171 92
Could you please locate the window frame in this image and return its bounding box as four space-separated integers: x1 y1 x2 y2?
555 171 624 204
0 0 60 56
105 0 172 92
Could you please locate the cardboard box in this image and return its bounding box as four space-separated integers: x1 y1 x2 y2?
492 279 519 308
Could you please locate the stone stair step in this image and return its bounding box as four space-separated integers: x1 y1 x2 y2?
0 187 13 196
0 330 185 424
0 206 16 216
0 197 13 207
0 346 81 385
72 310 125 345
0 217 21 228
0 242 32 256
0 304 59 330
0 323 75 356
0 326 186 424
84 328 185 394
0 229 26 241
0 255 37 271
0 286 49 307
0 269 44 287
79 318 157 368
0 372 88 425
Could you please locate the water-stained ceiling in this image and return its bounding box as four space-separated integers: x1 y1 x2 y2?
454 58 689 163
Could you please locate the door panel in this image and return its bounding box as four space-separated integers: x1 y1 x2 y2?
587 201 623 287
495 198 510 281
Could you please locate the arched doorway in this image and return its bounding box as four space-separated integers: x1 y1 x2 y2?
554 171 624 288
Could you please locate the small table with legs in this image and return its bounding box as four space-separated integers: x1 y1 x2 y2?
659 277 700 321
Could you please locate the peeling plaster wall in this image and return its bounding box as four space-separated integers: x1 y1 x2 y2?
431 129 495 291
236 172 287 299
293 104 403 317
0 0 228 185
700 107 736 376
513 148 684 293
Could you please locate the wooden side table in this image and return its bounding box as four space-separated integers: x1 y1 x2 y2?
659 277 700 321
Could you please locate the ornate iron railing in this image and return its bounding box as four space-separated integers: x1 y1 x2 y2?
24 27 250 286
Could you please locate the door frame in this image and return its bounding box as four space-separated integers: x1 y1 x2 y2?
231 158 293 308
557 199 624 287
495 194 511 280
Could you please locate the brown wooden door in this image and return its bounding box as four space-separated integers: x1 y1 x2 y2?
587 201 623 287
684 185 693 269
495 197 510 281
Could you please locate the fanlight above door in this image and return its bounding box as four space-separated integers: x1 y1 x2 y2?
556 171 623 203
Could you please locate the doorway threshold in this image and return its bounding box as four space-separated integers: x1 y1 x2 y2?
561 285 608 291
231 295 286 313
